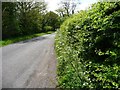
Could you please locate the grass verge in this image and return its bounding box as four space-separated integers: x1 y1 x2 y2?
0 31 54 47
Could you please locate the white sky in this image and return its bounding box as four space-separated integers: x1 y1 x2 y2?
44 0 98 12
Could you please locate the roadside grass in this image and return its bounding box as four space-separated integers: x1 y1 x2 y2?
0 31 54 47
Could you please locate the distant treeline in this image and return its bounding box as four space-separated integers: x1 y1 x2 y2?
2 2 60 39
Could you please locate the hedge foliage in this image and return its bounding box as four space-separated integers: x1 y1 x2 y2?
55 1 120 88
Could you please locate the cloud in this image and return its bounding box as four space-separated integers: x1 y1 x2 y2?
45 0 98 12
76 0 98 11
76 3 90 11
45 0 61 11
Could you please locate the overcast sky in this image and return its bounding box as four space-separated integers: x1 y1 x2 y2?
44 0 98 12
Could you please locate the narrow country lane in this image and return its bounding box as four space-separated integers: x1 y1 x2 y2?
2 33 57 88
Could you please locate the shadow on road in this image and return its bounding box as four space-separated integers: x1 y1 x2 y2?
17 36 46 44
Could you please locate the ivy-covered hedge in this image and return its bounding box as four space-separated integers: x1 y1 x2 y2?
55 1 120 88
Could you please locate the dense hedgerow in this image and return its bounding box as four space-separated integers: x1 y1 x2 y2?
55 1 120 88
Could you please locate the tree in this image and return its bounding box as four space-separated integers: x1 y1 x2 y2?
56 8 65 17
56 0 80 24
56 0 80 17
2 2 19 39
17 1 47 35
2 0 48 39
44 11 60 31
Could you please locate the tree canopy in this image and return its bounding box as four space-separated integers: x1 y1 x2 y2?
2 1 60 39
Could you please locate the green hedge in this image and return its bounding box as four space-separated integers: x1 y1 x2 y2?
55 1 120 88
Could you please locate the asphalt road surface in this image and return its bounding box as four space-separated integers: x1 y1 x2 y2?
2 33 57 88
